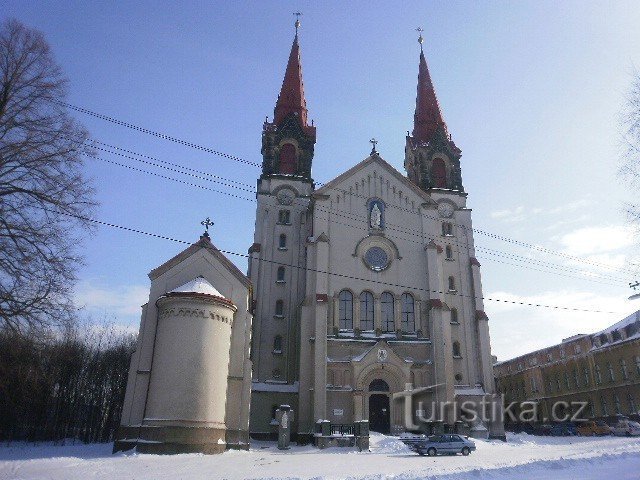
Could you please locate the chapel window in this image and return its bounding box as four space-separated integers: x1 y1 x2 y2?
381 292 395 332
621 359 629 380
273 335 283 354
445 245 453 259
338 290 353 330
450 308 458 324
278 210 291 225
431 158 447 188
276 266 285 282
275 300 284 317
279 143 297 175
401 293 415 332
448 276 456 291
359 291 375 330
442 222 453 236
452 341 461 358
278 234 287 249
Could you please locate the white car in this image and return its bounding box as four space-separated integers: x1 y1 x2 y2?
612 419 640 436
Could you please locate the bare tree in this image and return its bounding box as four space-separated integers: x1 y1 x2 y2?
621 70 640 231
0 19 96 335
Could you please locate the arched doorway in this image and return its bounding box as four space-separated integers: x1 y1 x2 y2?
368 379 390 434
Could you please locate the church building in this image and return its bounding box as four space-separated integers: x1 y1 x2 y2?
115 22 503 454
248 26 502 440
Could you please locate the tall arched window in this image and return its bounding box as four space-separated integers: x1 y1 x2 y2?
448 276 456 291
273 335 283 354
401 293 415 332
277 266 285 282
279 143 297 174
359 291 374 330
278 234 287 249
369 379 390 392
338 290 353 330
431 158 447 188
445 245 453 259
452 341 461 357
381 292 394 332
275 299 284 317
450 308 458 324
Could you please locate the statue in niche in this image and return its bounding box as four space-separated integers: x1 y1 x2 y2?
370 202 382 229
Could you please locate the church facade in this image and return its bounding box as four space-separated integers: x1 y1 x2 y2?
248 29 503 440
115 25 503 454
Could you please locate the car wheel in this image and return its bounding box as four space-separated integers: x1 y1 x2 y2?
427 447 437 457
462 447 470 456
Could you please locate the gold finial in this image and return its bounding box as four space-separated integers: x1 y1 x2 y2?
416 27 424 51
294 12 302 34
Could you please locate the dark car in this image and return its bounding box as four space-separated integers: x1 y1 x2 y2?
549 422 578 436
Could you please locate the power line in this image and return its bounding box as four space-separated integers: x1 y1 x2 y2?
64 102 637 275
43 207 624 315
88 148 632 285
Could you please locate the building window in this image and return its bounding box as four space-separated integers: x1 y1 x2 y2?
272 368 282 379
369 379 390 392
276 266 285 282
273 335 283 354
452 341 461 358
448 276 456 291
560 349 566 359
359 291 374 330
401 293 415 332
635 356 640 375
583 366 590 386
442 222 453 236
564 372 570 390
595 365 602 384
621 359 629 380
555 376 560 392
612 330 622 342
607 362 615 382
445 245 453 259
531 376 537 392
278 234 287 250
450 308 458 324
614 395 622 415
275 299 284 317
629 394 637 414
279 143 297 175
547 352 553 363
278 210 291 225
338 290 353 330
455 373 463 383
573 369 579 388
381 292 394 332
575 344 582 354
432 158 447 188
601 396 608 416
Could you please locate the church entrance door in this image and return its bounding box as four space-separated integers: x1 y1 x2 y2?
369 394 390 434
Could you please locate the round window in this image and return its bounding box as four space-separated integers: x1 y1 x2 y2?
364 246 389 271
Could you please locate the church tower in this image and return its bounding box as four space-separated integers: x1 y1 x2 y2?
404 34 463 193
248 18 315 436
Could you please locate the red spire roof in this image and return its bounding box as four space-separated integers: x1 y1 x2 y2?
273 34 309 127
412 50 447 142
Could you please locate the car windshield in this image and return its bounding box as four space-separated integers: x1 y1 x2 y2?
428 435 443 442
629 422 640 428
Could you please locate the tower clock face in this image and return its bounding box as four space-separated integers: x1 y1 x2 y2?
276 188 295 205
437 202 455 218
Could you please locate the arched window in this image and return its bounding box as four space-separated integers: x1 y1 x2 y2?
278 210 291 225
452 341 461 357
451 308 458 324
369 379 390 392
359 291 374 330
277 266 285 282
278 234 287 249
445 245 453 259
448 276 456 291
338 290 353 330
279 143 297 174
431 158 447 188
272 368 281 379
273 335 283 354
621 359 629 380
275 299 284 317
442 222 453 236
401 293 415 332
381 292 394 332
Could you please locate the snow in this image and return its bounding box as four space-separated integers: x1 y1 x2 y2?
1 433 639 479
169 276 225 298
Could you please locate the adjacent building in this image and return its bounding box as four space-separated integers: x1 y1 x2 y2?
494 311 640 426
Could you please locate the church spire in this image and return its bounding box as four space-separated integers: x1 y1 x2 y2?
273 22 309 127
412 42 447 143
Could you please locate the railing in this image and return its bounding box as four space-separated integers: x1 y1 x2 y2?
330 424 354 436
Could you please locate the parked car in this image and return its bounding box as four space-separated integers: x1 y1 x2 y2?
401 434 476 456
533 424 553 436
549 422 578 436
612 419 640 436
576 421 612 436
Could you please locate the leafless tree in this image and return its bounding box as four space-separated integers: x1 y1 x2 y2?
0 19 96 336
620 71 640 231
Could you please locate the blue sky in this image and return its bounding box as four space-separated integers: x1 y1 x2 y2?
5 1 640 359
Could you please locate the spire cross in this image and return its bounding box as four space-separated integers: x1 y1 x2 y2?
200 217 214 238
416 27 424 51
369 138 378 155
293 12 302 34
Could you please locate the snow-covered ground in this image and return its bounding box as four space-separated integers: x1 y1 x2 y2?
1 433 639 479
